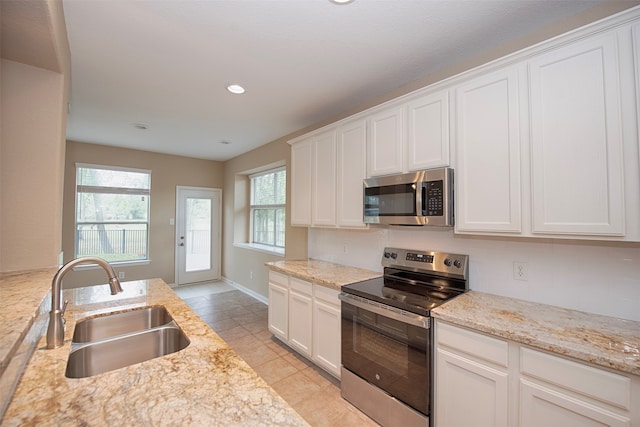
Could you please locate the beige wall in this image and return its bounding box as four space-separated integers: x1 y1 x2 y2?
0 59 66 271
61 141 224 288
222 138 307 298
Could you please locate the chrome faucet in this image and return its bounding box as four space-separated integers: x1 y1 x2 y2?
46 256 123 349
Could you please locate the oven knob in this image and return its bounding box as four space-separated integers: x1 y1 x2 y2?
390 252 397 259
384 251 391 259
444 258 452 267
454 259 462 268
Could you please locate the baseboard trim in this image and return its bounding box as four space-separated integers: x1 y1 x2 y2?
221 277 268 305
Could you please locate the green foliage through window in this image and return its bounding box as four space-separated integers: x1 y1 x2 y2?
75 165 151 262
250 168 285 248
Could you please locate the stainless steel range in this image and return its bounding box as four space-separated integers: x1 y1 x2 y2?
339 247 469 427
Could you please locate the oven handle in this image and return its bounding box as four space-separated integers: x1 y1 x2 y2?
338 293 430 329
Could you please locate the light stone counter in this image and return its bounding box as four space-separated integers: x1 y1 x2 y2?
432 291 640 376
0 268 57 374
265 259 381 290
1 277 308 426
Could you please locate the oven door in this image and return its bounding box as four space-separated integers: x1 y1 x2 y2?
339 293 430 416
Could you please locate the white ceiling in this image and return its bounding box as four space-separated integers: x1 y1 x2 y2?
63 0 617 161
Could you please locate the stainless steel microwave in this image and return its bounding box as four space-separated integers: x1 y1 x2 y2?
363 167 454 226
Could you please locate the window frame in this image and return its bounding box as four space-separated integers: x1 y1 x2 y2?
249 166 286 252
74 163 152 264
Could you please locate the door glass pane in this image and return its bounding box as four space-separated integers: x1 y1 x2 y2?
186 198 211 272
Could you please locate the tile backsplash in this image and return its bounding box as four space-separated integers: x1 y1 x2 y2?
308 227 640 322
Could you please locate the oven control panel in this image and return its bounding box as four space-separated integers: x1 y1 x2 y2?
405 252 434 264
382 247 468 279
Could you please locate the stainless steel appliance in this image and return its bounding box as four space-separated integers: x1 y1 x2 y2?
339 247 469 427
363 167 454 226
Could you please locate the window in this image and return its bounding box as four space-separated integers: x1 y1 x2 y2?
250 167 286 250
75 164 151 262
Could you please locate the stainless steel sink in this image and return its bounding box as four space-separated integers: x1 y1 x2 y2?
71 306 175 343
65 306 190 378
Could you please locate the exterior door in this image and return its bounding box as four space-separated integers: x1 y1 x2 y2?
175 186 221 285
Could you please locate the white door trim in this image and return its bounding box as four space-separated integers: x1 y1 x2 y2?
174 186 222 286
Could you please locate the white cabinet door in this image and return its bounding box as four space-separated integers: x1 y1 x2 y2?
406 90 450 171
312 297 341 378
520 379 630 427
454 66 522 233
435 348 509 427
367 104 405 177
337 118 367 228
267 272 288 341
288 278 313 357
529 32 624 236
290 139 313 226
312 130 337 226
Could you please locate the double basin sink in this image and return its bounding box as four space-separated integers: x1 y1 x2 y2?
65 306 190 378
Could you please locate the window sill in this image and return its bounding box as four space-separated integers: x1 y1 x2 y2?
72 259 151 271
234 243 285 257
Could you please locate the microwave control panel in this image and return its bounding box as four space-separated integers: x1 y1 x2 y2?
424 180 444 216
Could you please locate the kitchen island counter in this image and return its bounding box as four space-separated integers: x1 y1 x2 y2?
265 259 381 291
432 291 640 376
2 278 308 426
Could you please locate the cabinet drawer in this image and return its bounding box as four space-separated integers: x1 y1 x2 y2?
269 271 288 288
437 321 508 367
313 284 340 306
520 347 631 409
290 277 313 295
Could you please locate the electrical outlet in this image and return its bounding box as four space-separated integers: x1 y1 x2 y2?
513 262 528 281
118 271 125 279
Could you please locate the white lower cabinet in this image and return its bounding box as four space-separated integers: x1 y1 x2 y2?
434 320 639 427
519 346 632 427
435 321 509 427
288 277 313 357
312 285 341 378
519 380 629 427
267 271 342 378
267 271 288 341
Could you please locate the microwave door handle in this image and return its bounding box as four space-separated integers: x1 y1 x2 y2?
416 183 424 216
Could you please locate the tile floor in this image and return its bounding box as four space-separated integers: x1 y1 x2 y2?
174 282 379 427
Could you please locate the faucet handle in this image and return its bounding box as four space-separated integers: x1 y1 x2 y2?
61 300 69 317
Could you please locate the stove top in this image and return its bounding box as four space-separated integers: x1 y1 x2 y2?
341 248 469 316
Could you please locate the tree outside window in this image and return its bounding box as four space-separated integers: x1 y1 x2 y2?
250 168 286 249
75 164 151 262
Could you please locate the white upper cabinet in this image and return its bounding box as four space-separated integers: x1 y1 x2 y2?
290 124 365 229
312 130 337 226
406 90 450 171
367 90 451 178
291 139 313 226
337 118 367 228
528 32 625 236
367 104 405 177
454 66 523 233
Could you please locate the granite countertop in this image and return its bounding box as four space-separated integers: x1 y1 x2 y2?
2 277 308 426
432 291 640 376
0 268 57 375
265 259 381 290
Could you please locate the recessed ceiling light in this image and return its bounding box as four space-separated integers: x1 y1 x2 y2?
330 0 354 4
133 123 149 130
227 84 245 94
